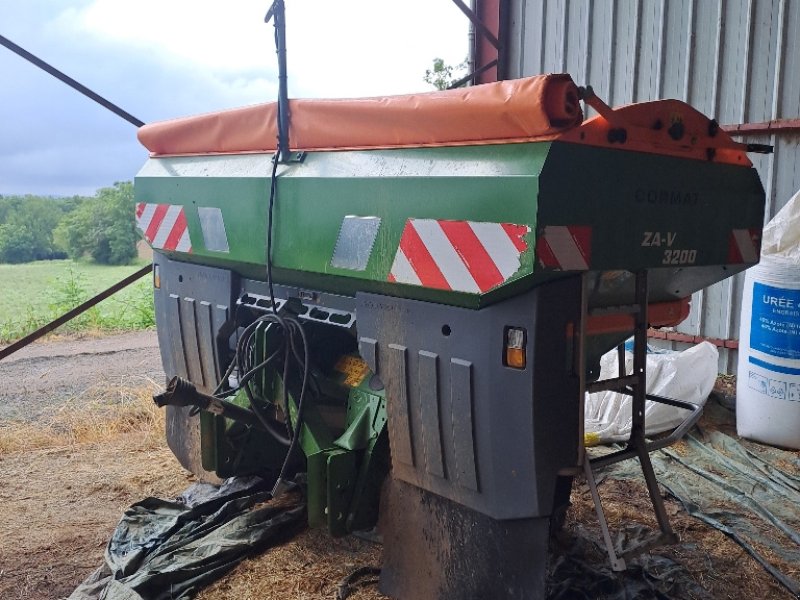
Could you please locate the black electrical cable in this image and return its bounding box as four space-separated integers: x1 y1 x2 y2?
213 356 237 396
240 314 295 440
212 314 292 447
266 151 280 310
222 309 308 441
239 318 292 446
237 312 310 478
274 314 310 488
259 0 292 449
177 294 307 456
334 566 382 600
237 344 284 390
249 141 294 442
208 303 311 485
225 2 305 488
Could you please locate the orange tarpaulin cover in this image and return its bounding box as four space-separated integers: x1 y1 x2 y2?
137 74 582 156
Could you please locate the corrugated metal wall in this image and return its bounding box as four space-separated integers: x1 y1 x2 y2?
507 0 800 372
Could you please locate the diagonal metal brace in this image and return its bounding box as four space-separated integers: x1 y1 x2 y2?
584 459 627 571
450 0 501 49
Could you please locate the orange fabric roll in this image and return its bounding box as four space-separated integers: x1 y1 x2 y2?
137 74 582 156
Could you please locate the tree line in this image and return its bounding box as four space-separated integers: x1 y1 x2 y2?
0 182 138 265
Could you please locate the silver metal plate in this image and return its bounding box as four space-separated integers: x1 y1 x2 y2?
331 216 381 271
198 206 230 253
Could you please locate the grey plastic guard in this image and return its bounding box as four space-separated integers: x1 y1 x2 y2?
331 216 381 271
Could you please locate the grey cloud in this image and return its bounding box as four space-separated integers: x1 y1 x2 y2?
1 2 279 196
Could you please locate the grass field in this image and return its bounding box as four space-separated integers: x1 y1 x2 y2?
0 259 154 342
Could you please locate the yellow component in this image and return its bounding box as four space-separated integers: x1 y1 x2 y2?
505 347 526 369
504 327 527 369
153 264 161 289
584 432 601 447
334 355 370 388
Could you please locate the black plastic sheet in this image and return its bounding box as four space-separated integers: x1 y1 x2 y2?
547 524 712 600
67 405 799 600
69 477 305 600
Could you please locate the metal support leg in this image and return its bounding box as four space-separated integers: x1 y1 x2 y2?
584 270 682 568
627 270 678 549
583 459 626 571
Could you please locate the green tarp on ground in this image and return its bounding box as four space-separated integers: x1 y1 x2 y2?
609 409 800 598
547 524 712 600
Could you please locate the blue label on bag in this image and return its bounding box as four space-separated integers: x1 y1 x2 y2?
750 282 800 360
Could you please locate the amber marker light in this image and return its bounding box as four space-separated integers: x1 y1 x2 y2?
504 326 527 369
153 264 161 289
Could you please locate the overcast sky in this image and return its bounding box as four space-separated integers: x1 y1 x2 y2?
0 1 468 196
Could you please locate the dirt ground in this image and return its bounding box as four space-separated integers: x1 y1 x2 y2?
0 432 190 599
0 330 163 422
0 331 795 599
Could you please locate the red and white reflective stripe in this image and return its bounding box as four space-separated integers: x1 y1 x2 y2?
535 225 592 270
728 228 760 263
135 202 192 253
388 219 530 293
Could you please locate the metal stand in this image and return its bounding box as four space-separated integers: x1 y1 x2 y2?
582 270 702 570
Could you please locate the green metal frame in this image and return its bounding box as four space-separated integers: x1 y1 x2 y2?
136 139 763 310
198 321 388 537
136 143 548 308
